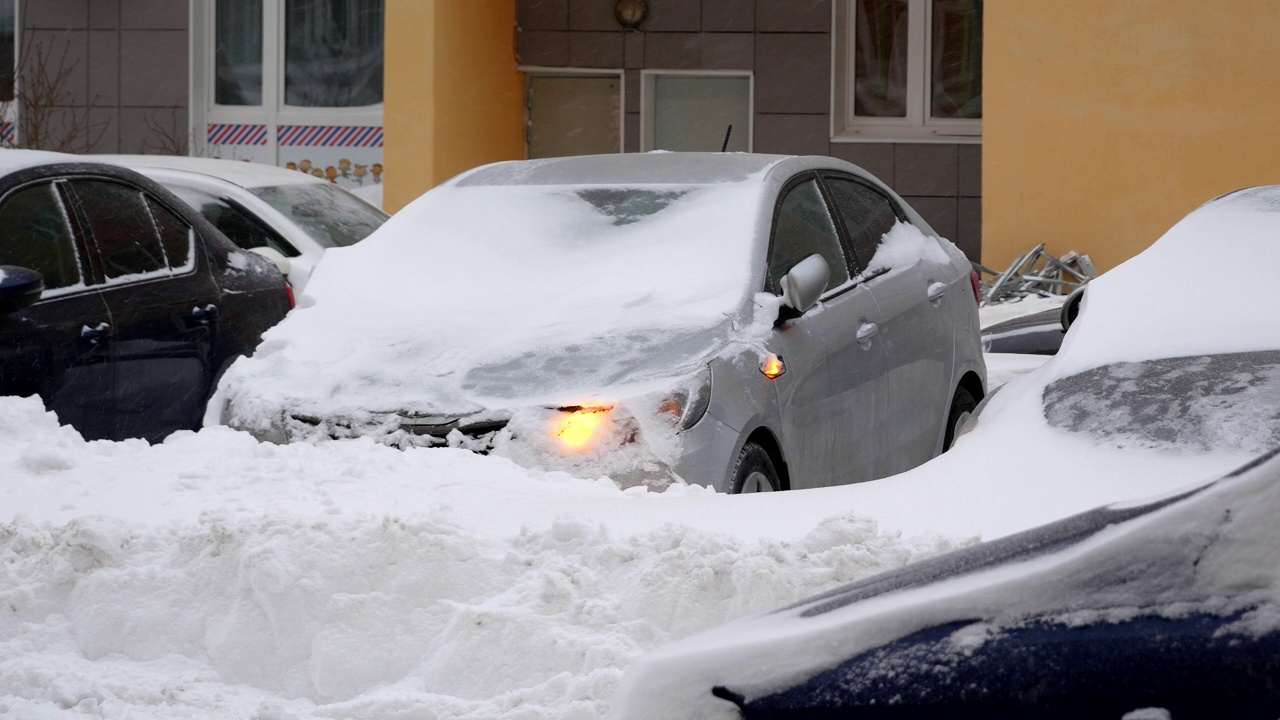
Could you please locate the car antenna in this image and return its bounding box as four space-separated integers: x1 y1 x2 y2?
720 124 733 152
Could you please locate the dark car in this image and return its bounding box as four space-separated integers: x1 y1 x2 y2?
0 151 292 442
610 447 1280 720
980 287 1083 355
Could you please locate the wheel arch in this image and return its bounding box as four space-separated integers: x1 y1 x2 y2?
743 426 790 491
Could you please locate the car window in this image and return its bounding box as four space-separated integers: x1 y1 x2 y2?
70 180 170 281
249 182 387 249
167 185 299 257
769 178 850 293
824 176 901 273
0 182 82 291
145 197 195 272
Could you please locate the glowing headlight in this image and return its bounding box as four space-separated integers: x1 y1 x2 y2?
552 406 611 451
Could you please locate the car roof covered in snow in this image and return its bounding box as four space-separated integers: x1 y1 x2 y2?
453 152 791 187
92 154 326 189
0 148 86 175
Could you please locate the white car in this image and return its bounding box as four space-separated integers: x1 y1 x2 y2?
96 155 388 291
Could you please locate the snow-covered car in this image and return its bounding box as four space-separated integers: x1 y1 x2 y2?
0 150 292 442
95 155 388 291
610 449 1280 719
608 185 1280 718
215 152 986 492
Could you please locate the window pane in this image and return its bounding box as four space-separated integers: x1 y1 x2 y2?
249 182 387 248
527 75 620 159
146 197 195 271
285 0 384 107
216 0 263 106
825 177 900 273
0 2 14 103
0 184 81 290
854 0 909 118
72 181 167 280
931 0 983 119
169 185 300 256
770 180 850 293
652 75 750 152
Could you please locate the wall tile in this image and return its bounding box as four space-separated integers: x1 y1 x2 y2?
645 1 700 32
645 32 701 69
518 30 570 66
903 196 958 243
703 0 754 32
829 142 894 183
956 196 982 262
569 31 623 67
24 1 88 29
24 30 89 107
88 31 120 107
120 30 187 107
625 69 640 113
756 0 830 32
754 113 828 155
958 143 981 197
520 0 569 30
120 106 187 154
121 0 187 30
625 111 640 152
90 0 120 29
624 31 644 67
701 32 752 69
894 143 958 197
87 107 120 152
569 0 619 31
754 33 829 114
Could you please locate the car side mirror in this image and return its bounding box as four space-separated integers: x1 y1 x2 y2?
249 246 293 278
0 265 44 314
780 254 830 317
1060 286 1086 331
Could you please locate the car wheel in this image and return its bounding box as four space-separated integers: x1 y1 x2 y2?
943 386 978 452
730 442 780 494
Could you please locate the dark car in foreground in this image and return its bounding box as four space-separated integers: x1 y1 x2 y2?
0 150 292 442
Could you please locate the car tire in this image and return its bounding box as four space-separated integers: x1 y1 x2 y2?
943 386 978 452
730 442 780 494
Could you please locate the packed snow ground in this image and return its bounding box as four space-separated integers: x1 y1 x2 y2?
5 188 1278 719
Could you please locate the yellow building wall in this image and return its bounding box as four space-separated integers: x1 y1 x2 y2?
984 0 1280 273
384 0 526 213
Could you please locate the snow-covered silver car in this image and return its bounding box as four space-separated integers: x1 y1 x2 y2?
95 155 388 291
215 152 985 493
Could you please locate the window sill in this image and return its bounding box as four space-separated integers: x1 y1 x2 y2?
832 128 982 145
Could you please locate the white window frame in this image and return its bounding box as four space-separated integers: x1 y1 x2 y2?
831 0 981 144
640 69 754 153
189 0 384 159
518 66 625 156
1 0 18 146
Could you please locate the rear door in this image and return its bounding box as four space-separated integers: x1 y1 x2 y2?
765 174 885 489
65 178 223 442
0 180 115 437
822 172 955 474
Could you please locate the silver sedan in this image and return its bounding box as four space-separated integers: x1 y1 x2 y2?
217 152 986 493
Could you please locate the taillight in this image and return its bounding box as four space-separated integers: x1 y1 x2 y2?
969 270 981 304
285 282 296 309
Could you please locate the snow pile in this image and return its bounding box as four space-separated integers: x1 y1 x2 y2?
860 220 953 278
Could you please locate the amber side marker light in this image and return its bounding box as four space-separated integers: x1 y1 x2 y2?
761 354 785 379
554 406 611 450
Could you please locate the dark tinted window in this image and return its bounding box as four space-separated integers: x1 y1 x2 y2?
769 179 850 292
146 197 194 270
250 182 387 249
0 183 81 289
72 180 168 279
168 185 299 256
825 177 900 273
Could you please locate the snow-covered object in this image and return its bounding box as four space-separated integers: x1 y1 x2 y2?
608 450 1280 719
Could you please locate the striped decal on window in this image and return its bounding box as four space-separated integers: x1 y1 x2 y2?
207 124 269 146
277 125 383 148
1 122 13 146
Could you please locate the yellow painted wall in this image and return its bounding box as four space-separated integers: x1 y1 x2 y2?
384 0 526 213
984 0 1280 273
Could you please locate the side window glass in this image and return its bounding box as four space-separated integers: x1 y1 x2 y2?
825 177 901 273
71 180 167 280
169 186 300 257
0 183 82 290
145 197 195 271
769 178 850 293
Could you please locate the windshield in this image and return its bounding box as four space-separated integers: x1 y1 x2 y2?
250 183 388 248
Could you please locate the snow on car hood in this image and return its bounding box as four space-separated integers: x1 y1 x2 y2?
218 171 772 424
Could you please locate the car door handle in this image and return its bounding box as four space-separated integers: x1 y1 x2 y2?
80 322 111 343
856 321 879 344
927 281 948 303
191 304 220 324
